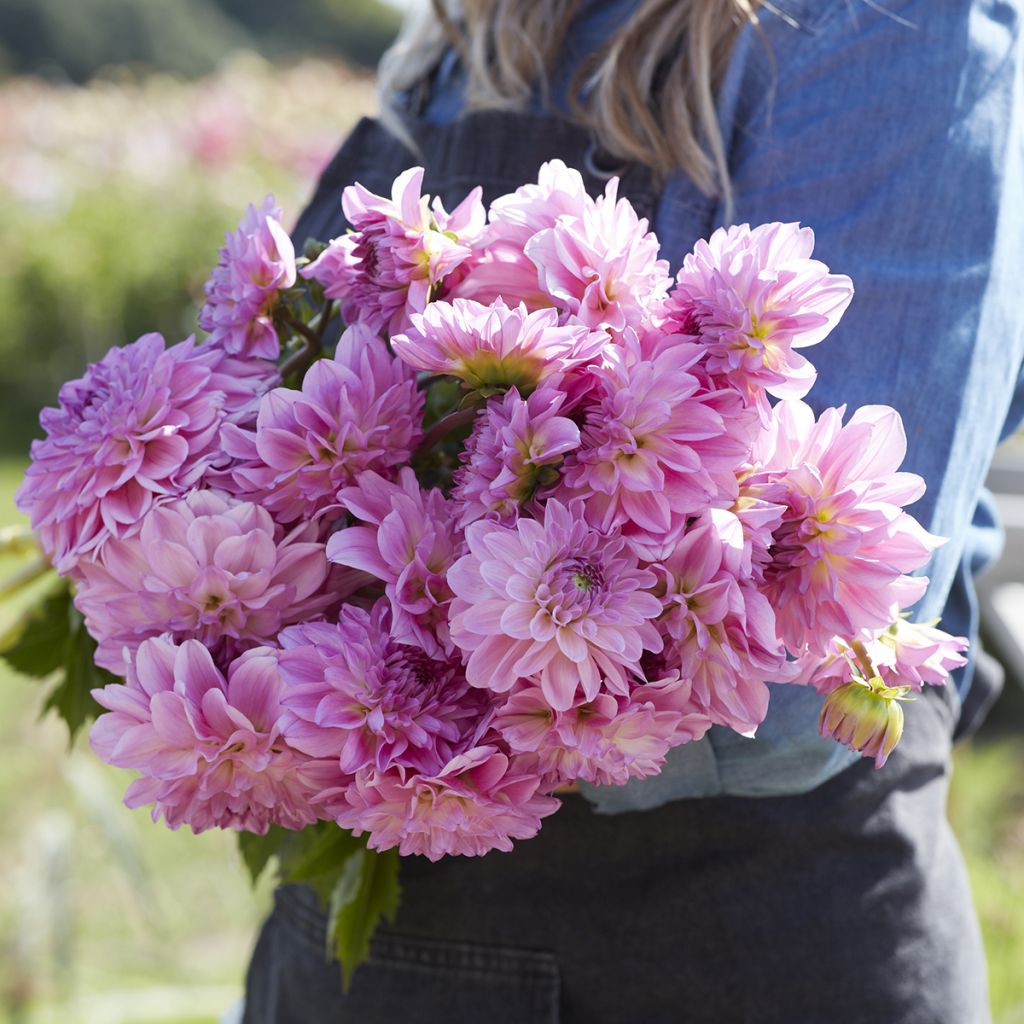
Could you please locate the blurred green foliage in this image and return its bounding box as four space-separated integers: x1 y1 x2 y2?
0 0 400 81
0 57 376 456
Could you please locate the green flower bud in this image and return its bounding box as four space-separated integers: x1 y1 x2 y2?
819 675 911 769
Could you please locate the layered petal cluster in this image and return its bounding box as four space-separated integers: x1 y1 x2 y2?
75 490 329 672
278 601 488 776
494 684 682 787
89 637 339 833
326 746 561 860
451 386 580 526
526 177 671 332
221 325 423 521
448 499 663 711
655 520 788 735
302 167 486 335
559 338 751 560
199 195 296 360
16 333 224 574
801 617 968 695
664 222 853 411
749 400 941 656
392 298 606 395
327 469 461 657
447 160 590 308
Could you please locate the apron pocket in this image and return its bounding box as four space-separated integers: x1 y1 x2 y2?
341 931 561 1024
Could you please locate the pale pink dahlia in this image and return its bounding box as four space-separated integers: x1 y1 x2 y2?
525 176 671 332
664 222 853 410
559 338 750 560
800 618 968 695
448 499 663 712
749 400 941 656
199 195 296 360
494 684 681 787
326 746 560 860
277 601 487 776
75 489 329 673
391 298 606 395
448 160 591 308
656 519 788 735
451 386 580 526
220 325 423 522
301 167 486 336
89 637 340 833
16 333 224 575
326 469 461 657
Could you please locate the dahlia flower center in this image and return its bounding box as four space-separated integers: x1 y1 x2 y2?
567 557 604 595
457 350 542 395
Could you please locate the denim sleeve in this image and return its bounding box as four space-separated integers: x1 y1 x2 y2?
584 0 1024 811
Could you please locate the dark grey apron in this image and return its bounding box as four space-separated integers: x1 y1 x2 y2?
243 108 989 1024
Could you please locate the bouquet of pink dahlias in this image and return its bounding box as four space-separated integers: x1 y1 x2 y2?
6 160 968 979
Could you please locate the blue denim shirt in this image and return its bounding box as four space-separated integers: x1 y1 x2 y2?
417 0 1024 806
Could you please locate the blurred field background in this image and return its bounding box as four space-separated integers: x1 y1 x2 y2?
0 1 1022 1022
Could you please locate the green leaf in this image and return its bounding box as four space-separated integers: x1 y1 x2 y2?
0 582 72 677
279 822 364 905
48 605 113 741
327 844 400 992
237 826 294 886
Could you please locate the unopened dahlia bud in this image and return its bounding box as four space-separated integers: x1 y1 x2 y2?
819 675 911 769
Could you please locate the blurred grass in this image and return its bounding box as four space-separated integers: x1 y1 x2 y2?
1 454 1023 1021
0 459 272 1024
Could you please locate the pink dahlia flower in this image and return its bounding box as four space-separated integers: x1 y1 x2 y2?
391 298 606 395
220 325 423 522
277 601 487 776
301 167 486 336
448 499 663 712
16 333 224 575
749 400 942 656
75 489 329 673
202 344 281 428
525 177 671 333
664 222 853 411
656 519 788 735
800 618 968 695
199 195 296 360
326 746 560 860
452 386 580 526
559 338 750 560
90 637 340 833
448 160 591 308
494 684 681 787
327 469 461 657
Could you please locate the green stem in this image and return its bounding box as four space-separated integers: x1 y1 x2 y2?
414 405 480 456
280 301 335 380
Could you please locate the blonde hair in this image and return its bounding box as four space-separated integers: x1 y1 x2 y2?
378 0 765 210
